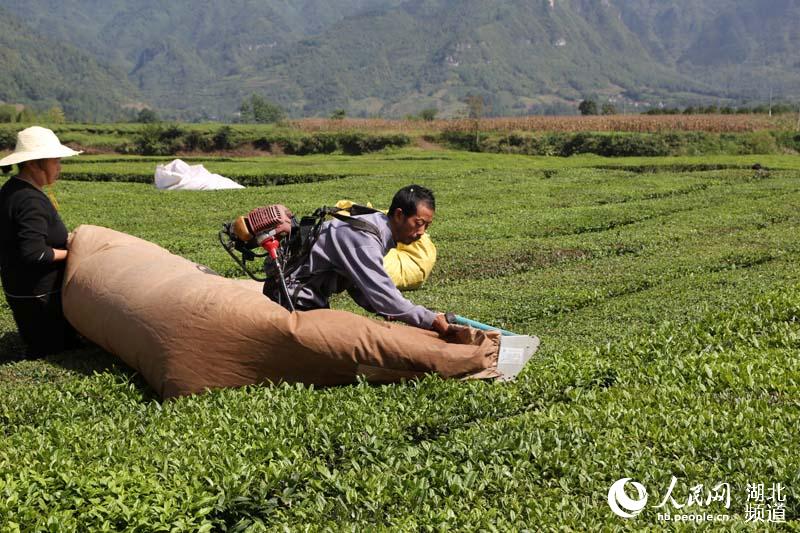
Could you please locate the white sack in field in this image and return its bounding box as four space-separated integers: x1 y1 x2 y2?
155 159 244 190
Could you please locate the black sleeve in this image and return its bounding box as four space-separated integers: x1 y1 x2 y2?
14 195 56 265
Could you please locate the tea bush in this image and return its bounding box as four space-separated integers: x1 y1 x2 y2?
447 131 800 157
1 152 799 529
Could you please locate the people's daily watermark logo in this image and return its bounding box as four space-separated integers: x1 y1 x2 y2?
607 476 787 524
608 478 648 518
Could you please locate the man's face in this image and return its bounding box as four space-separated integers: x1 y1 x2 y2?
390 202 434 245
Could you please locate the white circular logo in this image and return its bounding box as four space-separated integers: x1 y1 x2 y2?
608 478 648 518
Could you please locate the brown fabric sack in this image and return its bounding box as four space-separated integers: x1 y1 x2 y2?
62 225 500 399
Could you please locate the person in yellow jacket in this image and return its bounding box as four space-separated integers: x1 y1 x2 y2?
334 199 437 290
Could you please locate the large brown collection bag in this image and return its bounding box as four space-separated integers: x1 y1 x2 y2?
62 225 501 399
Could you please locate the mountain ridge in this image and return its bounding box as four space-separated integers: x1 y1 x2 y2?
1 0 798 120
0 6 139 121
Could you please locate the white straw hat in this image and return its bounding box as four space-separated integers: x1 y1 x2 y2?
0 126 82 166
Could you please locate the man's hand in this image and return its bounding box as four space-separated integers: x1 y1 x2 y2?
432 313 452 336
53 248 68 262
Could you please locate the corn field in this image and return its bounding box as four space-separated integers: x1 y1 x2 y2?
292 114 791 134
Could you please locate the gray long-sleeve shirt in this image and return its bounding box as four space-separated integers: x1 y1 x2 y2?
285 211 437 329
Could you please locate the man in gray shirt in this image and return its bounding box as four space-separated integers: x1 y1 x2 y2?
273 185 452 335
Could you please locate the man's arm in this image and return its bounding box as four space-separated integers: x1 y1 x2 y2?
331 230 437 329
349 284 451 335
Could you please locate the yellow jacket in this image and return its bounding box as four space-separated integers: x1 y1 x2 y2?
334 200 437 290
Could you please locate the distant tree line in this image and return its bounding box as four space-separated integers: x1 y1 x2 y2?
644 103 798 115
403 108 438 121
578 99 799 116
135 108 160 123
133 95 290 125
239 94 285 124
0 104 66 123
578 100 617 116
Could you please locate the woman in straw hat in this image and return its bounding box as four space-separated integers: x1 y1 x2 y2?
0 126 82 358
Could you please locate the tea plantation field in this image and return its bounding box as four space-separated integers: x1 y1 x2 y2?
1 149 798 530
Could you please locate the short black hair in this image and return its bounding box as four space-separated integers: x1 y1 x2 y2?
389 185 435 217
1 165 12 175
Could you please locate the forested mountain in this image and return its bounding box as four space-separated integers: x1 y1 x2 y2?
0 7 138 121
617 0 800 99
0 0 405 119
249 0 708 117
2 0 798 120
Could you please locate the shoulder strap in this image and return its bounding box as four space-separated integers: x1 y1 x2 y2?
348 204 381 216
321 207 383 242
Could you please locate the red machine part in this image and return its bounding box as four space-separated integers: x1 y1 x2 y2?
247 205 292 237
232 204 293 247
262 237 280 259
